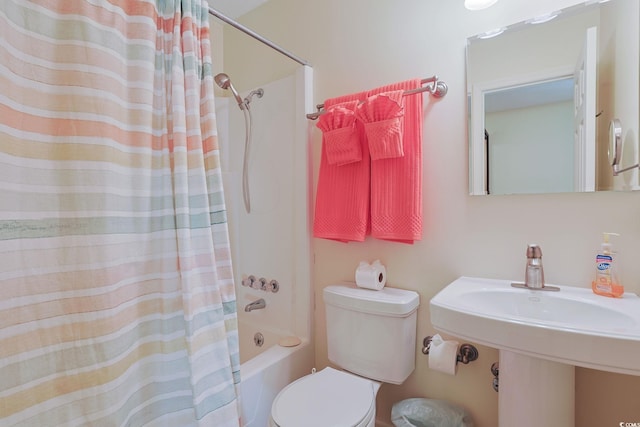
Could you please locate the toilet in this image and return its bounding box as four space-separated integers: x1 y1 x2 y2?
270 282 420 427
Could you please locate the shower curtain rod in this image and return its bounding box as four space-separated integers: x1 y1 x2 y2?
305 76 449 120
207 6 311 66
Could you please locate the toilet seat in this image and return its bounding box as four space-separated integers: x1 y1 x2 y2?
270 367 376 427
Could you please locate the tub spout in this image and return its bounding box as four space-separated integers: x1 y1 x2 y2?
244 298 266 312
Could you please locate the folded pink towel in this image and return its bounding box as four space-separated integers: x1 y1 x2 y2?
316 101 361 166
367 80 423 243
355 91 405 160
313 93 370 242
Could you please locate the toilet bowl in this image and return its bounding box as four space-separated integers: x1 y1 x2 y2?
269 367 380 427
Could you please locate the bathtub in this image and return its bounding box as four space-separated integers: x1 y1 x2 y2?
238 319 313 427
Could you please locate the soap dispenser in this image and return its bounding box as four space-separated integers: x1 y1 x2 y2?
592 232 624 298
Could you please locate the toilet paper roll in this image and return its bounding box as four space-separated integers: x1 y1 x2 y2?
428 334 459 375
355 260 386 290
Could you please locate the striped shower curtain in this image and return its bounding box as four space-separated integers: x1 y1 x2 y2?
0 1 241 426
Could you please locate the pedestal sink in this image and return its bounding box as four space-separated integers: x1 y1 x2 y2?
430 277 640 427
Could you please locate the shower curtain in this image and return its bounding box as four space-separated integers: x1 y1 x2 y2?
0 1 241 426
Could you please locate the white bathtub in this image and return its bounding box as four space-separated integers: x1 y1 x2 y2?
238 319 313 427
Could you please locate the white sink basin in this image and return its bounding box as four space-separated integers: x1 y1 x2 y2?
430 276 640 376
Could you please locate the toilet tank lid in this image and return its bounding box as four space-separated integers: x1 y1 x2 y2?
323 282 420 316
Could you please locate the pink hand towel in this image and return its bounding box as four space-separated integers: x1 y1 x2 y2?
313 93 370 242
355 90 405 160
316 101 361 166
367 79 423 243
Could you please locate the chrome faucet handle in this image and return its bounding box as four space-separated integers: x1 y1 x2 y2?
526 244 542 260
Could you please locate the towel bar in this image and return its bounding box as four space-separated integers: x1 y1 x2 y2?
306 75 447 120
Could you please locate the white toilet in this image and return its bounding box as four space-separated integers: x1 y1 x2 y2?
270 282 420 427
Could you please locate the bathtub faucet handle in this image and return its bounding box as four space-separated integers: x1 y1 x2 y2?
241 275 255 287
250 277 266 290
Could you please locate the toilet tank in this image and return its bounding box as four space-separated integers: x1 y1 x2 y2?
323 282 420 384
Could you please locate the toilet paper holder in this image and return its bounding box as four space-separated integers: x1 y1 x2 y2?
422 336 479 365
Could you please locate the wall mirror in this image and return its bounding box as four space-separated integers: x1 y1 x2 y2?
467 0 639 195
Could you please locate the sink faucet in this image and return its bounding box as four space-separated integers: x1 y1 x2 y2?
525 244 544 288
511 244 559 292
244 298 266 312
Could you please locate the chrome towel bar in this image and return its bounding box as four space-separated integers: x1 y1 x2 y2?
306 75 448 120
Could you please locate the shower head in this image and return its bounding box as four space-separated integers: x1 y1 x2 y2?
214 73 246 110
214 72 232 90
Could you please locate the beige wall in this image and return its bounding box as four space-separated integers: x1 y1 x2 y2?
216 0 640 425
